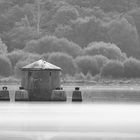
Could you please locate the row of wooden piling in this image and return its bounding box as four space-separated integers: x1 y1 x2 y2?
0 86 83 102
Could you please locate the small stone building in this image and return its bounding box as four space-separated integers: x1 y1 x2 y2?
20 59 62 101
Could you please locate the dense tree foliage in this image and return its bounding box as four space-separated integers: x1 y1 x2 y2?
107 17 140 58
4 25 36 51
1 0 140 78
97 0 138 13
0 55 12 77
7 50 27 67
65 0 138 12
93 55 109 71
128 8 140 36
0 38 7 54
55 16 109 47
101 60 124 78
48 52 77 75
75 56 99 76
123 57 140 78
83 42 126 61
53 5 79 25
25 35 82 57
7 50 41 69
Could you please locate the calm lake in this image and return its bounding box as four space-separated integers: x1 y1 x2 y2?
1 85 140 139
0 103 140 140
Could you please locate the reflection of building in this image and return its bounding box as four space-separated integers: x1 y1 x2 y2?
20 59 62 101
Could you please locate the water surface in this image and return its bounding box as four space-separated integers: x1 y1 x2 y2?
0 103 140 139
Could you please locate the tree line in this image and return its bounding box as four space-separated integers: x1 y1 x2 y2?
0 0 140 78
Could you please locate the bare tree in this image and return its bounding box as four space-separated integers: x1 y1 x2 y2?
36 0 41 38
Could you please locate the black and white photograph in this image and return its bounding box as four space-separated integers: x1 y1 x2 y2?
0 0 140 140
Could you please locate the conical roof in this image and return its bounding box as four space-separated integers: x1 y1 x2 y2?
21 59 61 71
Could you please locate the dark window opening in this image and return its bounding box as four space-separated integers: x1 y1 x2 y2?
28 71 32 77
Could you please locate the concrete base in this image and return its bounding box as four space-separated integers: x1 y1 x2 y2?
51 90 67 101
29 89 52 101
0 98 10 101
72 99 82 102
15 90 29 101
72 90 82 102
0 90 10 101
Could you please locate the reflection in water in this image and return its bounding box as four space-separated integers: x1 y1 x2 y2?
0 103 140 139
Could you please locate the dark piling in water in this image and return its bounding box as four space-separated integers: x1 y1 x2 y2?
0 86 10 101
72 87 82 102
